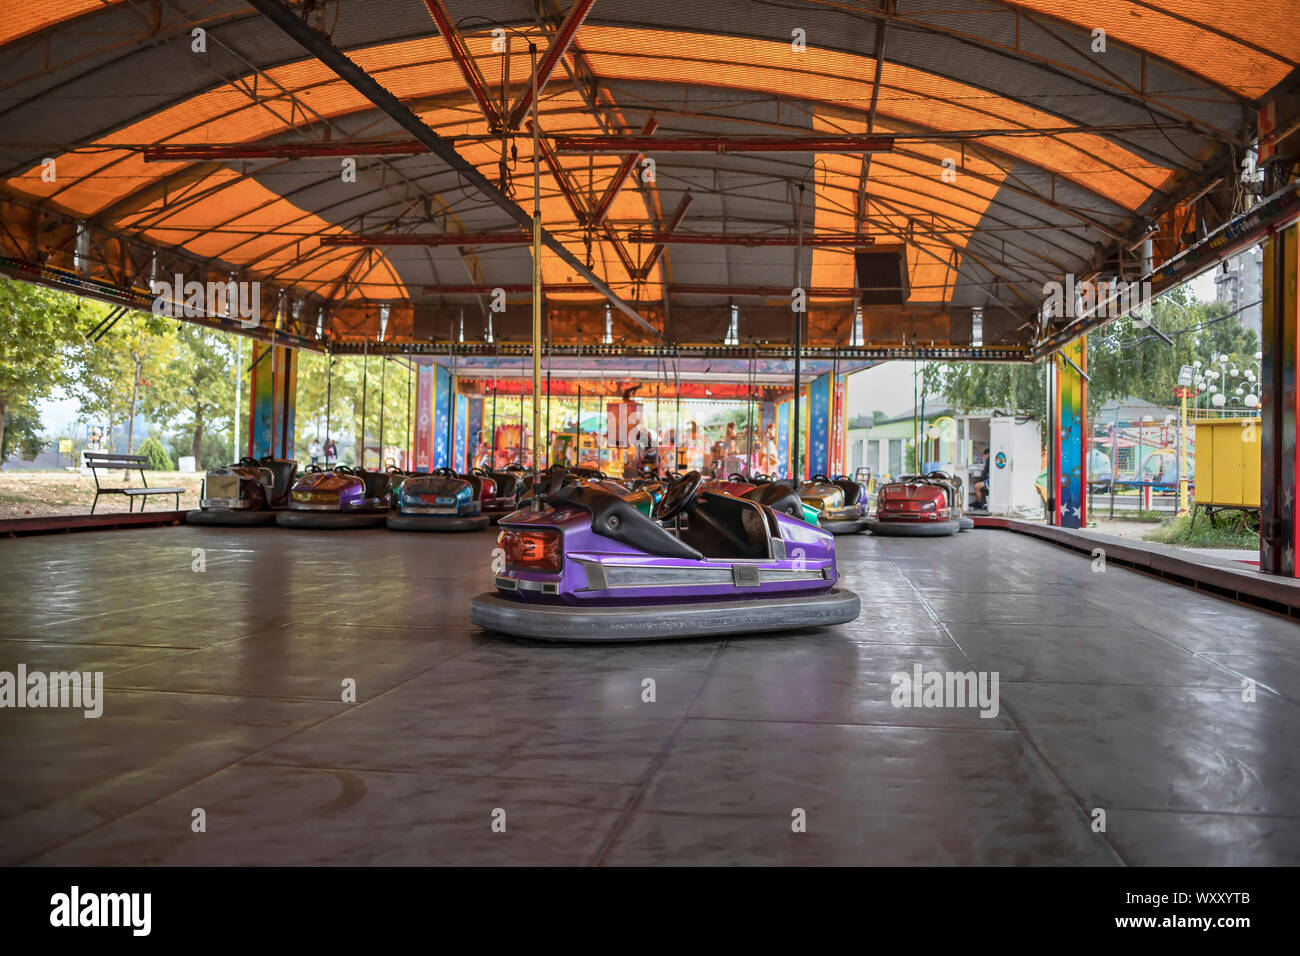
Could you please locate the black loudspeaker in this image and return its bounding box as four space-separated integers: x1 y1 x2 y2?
412 304 437 340
854 245 909 304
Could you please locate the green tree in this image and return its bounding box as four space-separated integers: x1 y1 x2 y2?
296 352 422 467
137 435 173 471
66 310 173 455
143 324 235 464
0 278 95 464
1 401 45 462
922 361 1047 417
922 289 1256 427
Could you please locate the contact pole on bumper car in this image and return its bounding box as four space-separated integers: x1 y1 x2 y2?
530 41 544 512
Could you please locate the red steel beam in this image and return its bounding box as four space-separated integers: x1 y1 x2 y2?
504 0 598 131
142 140 440 161
671 284 875 297
587 116 659 227
637 191 694 279
468 379 763 400
533 125 591 225
322 233 532 247
531 120 641 279
555 134 895 154
629 230 878 248
423 0 502 129
422 283 591 294
418 282 885 297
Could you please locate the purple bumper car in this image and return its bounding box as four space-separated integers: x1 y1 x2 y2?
275 466 392 529
469 471 860 642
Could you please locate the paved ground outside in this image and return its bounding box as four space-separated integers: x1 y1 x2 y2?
0 471 202 518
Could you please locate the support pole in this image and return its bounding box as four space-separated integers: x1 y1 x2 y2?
491 344 498 470
530 42 543 506
545 332 552 468
575 330 582 469
674 358 682 473
746 346 755 476
1261 221 1299 576
793 183 805 482
324 351 332 453
447 321 456 471
233 336 243 463
378 355 387 468
1177 390 1188 516
360 336 369 469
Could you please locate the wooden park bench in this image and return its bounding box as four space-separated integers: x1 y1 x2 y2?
83 451 184 514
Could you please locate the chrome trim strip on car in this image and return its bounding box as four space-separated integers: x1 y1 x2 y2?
573 558 826 591
582 563 608 591
342 497 389 511
200 498 249 509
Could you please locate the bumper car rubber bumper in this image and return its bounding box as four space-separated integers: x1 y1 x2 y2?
865 517 961 537
469 587 860 642
820 516 868 535
185 508 278 527
958 516 975 531
386 513 490 532
274 510 389 529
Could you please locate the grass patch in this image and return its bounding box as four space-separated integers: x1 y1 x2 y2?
1091 509 1168 522
1143 513 1258 549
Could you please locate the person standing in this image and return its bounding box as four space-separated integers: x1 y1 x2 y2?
308 438 321 467
323 439 337 467
974 443 991 510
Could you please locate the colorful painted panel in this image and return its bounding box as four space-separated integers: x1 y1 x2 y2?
274 346 297 460
414 363 434 472
467 396 484 470
453 393 468 473
1054 337 1087 529
247 341 274 458
831 374 847 476
776 400 790 480
808 373 831 477
433 364 451 470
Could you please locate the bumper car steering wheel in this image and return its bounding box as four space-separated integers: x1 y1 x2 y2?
654 470 702 521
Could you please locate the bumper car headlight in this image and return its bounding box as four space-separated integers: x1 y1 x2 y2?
292 490 339 504
498 528 563 573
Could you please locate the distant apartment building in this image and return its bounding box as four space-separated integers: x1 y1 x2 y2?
1213 245 1263 338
